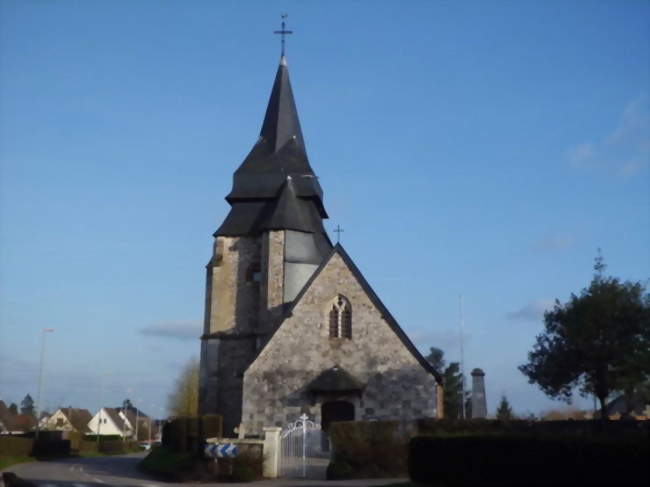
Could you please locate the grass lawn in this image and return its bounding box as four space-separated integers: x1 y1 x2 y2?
0 455 34 470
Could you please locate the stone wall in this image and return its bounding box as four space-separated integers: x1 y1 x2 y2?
241 251 438 435
259 230 285 333
199 235 262 433
205 236 261 335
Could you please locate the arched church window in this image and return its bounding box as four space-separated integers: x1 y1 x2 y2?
329 295 352 339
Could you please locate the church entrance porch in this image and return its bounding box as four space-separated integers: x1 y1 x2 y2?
321 400 355 432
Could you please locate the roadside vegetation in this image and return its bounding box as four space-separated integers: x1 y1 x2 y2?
0 455 34 470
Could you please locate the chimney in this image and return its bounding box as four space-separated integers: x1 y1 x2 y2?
471 368 487 419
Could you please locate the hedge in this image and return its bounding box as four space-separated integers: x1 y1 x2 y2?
416 418 649 437
163 415 223 454
409 435 650 486
328 421 408 479
0 437 33 457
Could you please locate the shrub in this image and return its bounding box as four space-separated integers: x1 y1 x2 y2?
328 421 408 479
139 445 195 480
231 449 263 482
326 460 354 480
32 439 70 457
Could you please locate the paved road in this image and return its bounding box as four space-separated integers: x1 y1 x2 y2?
2 453 406 487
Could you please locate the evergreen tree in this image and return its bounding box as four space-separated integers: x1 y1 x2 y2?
427 347 469 419
8 403 18 415
496 395 514 421
20 394 35 416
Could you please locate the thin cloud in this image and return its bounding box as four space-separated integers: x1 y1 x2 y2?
566 95 649 175
506 299 554 322
567 143 596 167
533 233 576 252
139 320 202 340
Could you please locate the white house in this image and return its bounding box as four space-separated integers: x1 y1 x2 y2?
88 408 133 437
45 408 92 433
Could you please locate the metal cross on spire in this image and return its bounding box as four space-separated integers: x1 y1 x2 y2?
334 225 344 243
274 13 293 58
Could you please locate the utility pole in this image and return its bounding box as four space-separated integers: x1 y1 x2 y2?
35 328 54 441
135 398 141 442
459 295 467 420
96 372 109 449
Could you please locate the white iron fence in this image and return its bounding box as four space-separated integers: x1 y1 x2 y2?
279 413 330 478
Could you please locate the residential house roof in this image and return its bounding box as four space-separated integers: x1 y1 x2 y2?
58 408 92 433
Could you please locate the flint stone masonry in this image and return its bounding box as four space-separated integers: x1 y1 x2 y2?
206 236 261 335
199 235 262 433
259 231 285 333
242 251 438 435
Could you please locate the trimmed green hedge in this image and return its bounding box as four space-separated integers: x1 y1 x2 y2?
416 418 649 437
328 421 408 479
163 415 223 453
0 437 33 456
409 435 650 486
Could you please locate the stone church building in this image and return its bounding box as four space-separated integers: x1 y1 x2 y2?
199 53 443 436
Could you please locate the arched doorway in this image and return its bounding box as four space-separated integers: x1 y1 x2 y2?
321 400 355 433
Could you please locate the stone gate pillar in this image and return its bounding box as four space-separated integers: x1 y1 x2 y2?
263 426 282 478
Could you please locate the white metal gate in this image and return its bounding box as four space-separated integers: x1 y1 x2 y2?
279 413 330 478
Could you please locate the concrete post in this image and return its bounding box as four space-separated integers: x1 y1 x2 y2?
263 426 282 478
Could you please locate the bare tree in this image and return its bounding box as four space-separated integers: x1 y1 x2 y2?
168 357 199 417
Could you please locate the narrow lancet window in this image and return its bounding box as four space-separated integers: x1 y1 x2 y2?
329 295 352 339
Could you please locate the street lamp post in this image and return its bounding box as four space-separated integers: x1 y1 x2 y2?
35 328 54 441
96 372 110 449
135 398 142 442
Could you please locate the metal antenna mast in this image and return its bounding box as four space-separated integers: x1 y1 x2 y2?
459 294 467 419
274 13 293 58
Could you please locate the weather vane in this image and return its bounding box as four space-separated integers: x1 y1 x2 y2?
274 13 293 57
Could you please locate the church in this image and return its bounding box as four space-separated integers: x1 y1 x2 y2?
198 47 443 437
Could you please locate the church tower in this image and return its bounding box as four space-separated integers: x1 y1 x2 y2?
199 54 331 434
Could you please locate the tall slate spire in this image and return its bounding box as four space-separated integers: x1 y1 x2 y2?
259 56 305 153
216 56 328 237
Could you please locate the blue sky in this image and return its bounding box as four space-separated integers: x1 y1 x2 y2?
1 0 648 419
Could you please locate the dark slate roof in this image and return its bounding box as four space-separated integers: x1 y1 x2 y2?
216 56 328 237
287 244 443 385
258 177 325 233
306 366 365 393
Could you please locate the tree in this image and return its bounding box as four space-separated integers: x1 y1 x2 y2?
519 253 650 420
20 394 35 416
426 347 469 419
168 357 199 417
496 395 514 421
426 346 445 374
8 403 18 415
